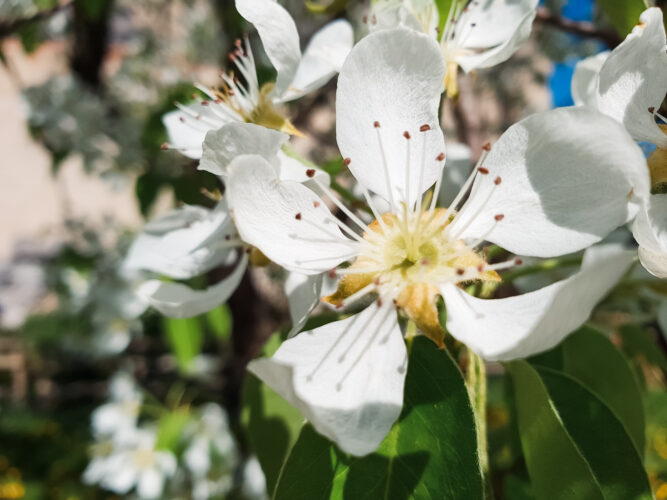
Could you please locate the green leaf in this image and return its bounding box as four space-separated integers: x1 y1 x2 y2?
242 333 304 494
273 337 483 499
618 324 667 371
155 408 190 453
597 0 644 37
530 326 645 454
305 0 349 15
434 0 454 39
162 317 203 373
205 305 232 341
508 361 652 500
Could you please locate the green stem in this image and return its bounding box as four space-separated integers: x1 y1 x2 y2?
467 348 493 499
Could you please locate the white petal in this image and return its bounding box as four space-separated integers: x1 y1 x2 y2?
226 155 355 274
162 106 225 160
438 142 472 208
571 51 609 107
336 28 446 206
200 122 286 176
285 272 323 338
248 302 406 456
450 107 650 257
441 245 635 361
124 203 235 280
235 0 301 98
596 7 667 148
137 468 164 499
454 0 538 72
280 20 354 102
633 194 667 278
136 255 248 318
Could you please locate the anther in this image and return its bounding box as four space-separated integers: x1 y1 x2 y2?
419 124 431 132
374 121 381 128
436 152 445 161
228 53 236 62
403 131 411 139
456 268 465 276
313 201 320 208
362 15 368 23
179 117 185 123
514 258 523 265
160 142 168 150
343 158 351 166
477 166 489 174
327 269 337 279
371 14 377 24
225 235 231 240
421 258 430 266
374 277 381 285
494 176 502 185
477 264 484 272
295 213 302 220
377 298 383 307
244 247 252 254
235 38 242 48
306 169 315 178
649 107 656 114
201 100 209 106
482 142 492 151
494 214 505 221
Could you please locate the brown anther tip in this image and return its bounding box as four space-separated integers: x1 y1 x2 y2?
482 142 492 151
214 98 222 104
179 117 185 123
160 142 168 150
225 235 231 240
306 168 316 178
403 131 411 139
514 258 523 265
362 15 368 23
649 107 656 114
374 277 381 285
295 213 302 220
494 176 502 185
456 268 465 276
235 38 242 47
421 258 430 265
327 269 336 279
313 201 320 208
228 53 236 61
419 124 431 132
377 298 383 307
392 298 398 305
477 166 490 175
477 264 484 272
371 14 377 24
436 152 446 161
195 114 201 120
343 158 351 166
244 247 252 254
494 214 505 221
373 121 381 128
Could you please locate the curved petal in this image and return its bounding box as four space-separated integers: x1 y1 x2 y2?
596 7 667 148
285 272 323 338
336 28 446 207
200 122 286 176
454 0 538 72
136 255 248 318
280 19 354 102
137 469 164 499
162 105 227 160
372 3 429 33
248 301 406 456
571 51 609 107
124 203 236 280
235 0 301 98
226 155 355 274
441 244 635 361
450 107 650 258
633 194 667 278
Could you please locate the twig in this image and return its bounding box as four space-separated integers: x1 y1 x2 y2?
534 6 624 48
0 0 73 39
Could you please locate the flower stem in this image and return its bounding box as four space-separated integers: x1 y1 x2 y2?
467 348 494 499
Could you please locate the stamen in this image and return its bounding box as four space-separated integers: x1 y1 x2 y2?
404 130 411 207
374 122 397 210
312 178 375 236
339 282 377 309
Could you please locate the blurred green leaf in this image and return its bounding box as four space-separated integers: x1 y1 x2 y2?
619 324 667 371
273 336 483 499
597 0 644 37
508 361 652 500
163 317 204 373
205 305 232 341
434 0 454 39
530 326 645 454
18 23 41 54
305 0 349 15
156 408 190 453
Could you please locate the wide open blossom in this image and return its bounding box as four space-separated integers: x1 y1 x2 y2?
226 28 648 455
163 0 353 159
571 7 667 278
371 0 538 97
125 122 327 319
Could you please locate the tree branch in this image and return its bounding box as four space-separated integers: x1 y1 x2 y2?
534 7 624 48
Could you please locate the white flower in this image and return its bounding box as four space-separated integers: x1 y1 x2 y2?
125 122 328 319
571 7 667 278
184 403 237 478
371 0 538 97
93 428 177 499
163 0 354 159
91 372 143 439
225 29 648 455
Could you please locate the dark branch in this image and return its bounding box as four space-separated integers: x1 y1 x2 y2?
534 7 624 48
0 0 73 39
